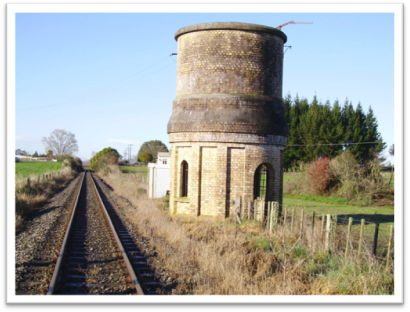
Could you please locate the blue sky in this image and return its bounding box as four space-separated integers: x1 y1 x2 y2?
6 3 404 303
15 12 395 163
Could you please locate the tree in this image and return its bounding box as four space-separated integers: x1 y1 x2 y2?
138 152 153 164
46 150 53 161
137 140 168 162
389 144 394 156
42 129 79 159
90 147 120 171
32 151 38 157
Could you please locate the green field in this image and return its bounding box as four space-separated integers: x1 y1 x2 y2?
119 165 148 177
16 162 63 179
282 172 394 245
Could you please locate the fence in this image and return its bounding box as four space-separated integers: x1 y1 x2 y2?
234 196 394 266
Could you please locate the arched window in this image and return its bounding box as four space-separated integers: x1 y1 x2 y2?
254 164 268 200
181 161 188 197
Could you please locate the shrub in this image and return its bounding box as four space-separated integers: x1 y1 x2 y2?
306 157 334 196
329 152 392 203
90 147 120 172
138 152 153 163
59 155 83 172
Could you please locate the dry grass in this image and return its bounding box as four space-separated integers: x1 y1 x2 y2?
15 167 77 234
97 165 394 295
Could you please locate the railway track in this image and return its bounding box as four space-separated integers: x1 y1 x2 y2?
17 171 168 295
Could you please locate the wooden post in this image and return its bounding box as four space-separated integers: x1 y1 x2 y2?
253 200 257 221
358 219 365 255
266 202 271 229
272 202 278 226
300 209 304 238
325 214 331 252
320 213 325 240
248 201 251 220
291 207 295 233
386 225 394 269
269 204 274 233
324 214 337 253
27 178 30 187
345 217 353 258
372 223 379 256
311 211 315 249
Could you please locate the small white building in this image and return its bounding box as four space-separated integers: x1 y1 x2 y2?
148 152 171 198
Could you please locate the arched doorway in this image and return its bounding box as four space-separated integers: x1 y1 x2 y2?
181 161 188 197
254 164 269 200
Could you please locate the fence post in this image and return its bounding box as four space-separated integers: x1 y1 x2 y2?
283 206 287 236
325 214 337 253
372 223 379 256
253 200 257 221
311 211 315 249
266 202 271 230
270 202 278 233
321 214 325 247
325 214 331 252
27 178 30 188
345 217 353 258
300 209 304 238
386 225 394 269
248 200 251 220
260 200 264 223
358 219 365 255
291 207 295 233
273 202 278 225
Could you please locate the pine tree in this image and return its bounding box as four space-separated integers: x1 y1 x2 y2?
363 107 386 162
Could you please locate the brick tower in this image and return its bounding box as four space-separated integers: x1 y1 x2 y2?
168 22 289 217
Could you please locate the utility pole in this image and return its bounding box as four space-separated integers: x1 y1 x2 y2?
127 144 133 162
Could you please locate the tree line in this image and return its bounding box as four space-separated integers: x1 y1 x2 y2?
283 94 385 171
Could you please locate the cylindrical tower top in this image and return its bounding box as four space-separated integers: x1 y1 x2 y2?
174 22 287 42
168 21 289 137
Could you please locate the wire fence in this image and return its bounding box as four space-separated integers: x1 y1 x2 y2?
235 197 394 264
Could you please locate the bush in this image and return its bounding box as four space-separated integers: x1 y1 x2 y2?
59 155 83 172
138 152 153 163
90 147 120 172
306 157 334 196
329 152 392 203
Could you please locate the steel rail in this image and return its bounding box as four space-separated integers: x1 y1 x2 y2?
47 171 86 295
89 172 144 295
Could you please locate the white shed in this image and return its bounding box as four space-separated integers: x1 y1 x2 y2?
148 152 171 198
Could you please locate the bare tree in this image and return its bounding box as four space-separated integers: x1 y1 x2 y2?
42 129 79 159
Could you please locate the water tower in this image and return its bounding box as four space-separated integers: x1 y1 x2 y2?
168 22 289 217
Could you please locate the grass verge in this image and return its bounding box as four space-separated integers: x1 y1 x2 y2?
95 166 394 295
